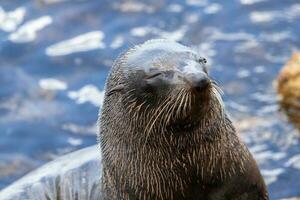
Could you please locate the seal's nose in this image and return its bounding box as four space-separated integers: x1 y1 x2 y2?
186 73 210 92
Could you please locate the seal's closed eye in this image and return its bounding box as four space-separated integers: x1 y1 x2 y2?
145 72 162 79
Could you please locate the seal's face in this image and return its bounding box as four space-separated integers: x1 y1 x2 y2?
128 43 209 92
109 40 223 133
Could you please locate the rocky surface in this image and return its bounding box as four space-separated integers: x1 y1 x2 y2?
277 53 300 131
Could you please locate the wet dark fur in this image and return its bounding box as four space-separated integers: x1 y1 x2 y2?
98 45 269 200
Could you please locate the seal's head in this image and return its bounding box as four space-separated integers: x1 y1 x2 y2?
104 39 223 135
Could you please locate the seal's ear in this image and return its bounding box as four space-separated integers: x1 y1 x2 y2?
107 84 125 96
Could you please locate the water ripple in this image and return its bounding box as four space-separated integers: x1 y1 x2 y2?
46 31 105 56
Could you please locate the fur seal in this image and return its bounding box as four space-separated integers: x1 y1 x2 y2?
98 39 269 200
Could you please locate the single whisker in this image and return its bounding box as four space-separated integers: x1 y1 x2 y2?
211 87 224 113
143 96 171 134
148 102 170 132
126 88 136 93
211 80 224 95
189 92 192 113
123 94 136 106
128 101 138 114
165 102 175 125
166 90 183 124
133 103 144 122
179 89 188 117
136 101 147 113
182 90 189 117
176 89 186 118
143 100 172 150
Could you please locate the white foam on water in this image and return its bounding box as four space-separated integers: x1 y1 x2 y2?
250 11 279 23
62 123 97 135
286 4 300 20
254 66 265 73
204 3 222 14
196 42 216 58
240 0 266 5
227 101 250 112
249 144 268 153
112 1 155 13
234 40 259 52
110 35 124 49
186 0 207 7
0 99 64 122
251 92 277 104
166 4 183 13
261 168 285 176
159 27 187 42
260 31 291 42
261 168 285 185
265 52 289 64
250 4 300 24
40 0 69 4
285 155 300 169
46 31 105 56
131 26 152 37
281 197 300 200
39 78 68 91
131 26 187 42
237 69 251 78
207 28 255 41
185 13 199 23
9 16 52 43
254 151 286 162
259 105 279 115
68 85 104 107
67 137 82 146
0 6 26 32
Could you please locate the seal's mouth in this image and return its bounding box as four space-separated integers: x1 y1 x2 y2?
159 88 211 133
162 82 223 133
167 117 200 133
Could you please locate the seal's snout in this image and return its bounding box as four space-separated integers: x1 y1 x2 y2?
186 73 210 92
143 70 211 93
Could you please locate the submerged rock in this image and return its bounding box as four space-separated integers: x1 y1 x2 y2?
0 146 101 200
277 53 300 131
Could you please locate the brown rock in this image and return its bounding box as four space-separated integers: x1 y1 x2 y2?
277 53 300 130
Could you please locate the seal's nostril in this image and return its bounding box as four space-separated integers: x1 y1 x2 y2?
187 73 210 92
194 78 210 92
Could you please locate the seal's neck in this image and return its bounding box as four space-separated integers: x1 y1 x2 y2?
129 95 225 148
100 94 240 200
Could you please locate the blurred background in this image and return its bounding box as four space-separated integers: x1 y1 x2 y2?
0 0 300 199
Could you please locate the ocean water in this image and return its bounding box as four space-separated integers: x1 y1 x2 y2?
0 0 299 199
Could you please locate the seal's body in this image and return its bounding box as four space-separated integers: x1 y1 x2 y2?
98 39 268 200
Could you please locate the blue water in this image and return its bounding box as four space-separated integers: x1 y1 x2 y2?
0 0 300 199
